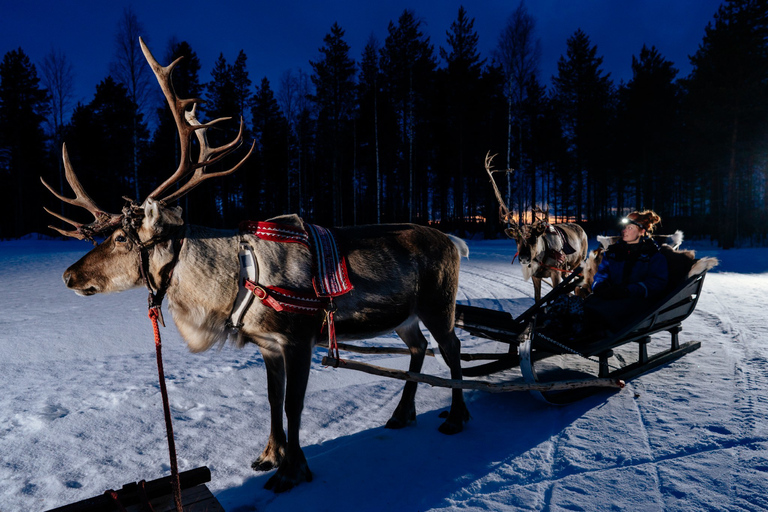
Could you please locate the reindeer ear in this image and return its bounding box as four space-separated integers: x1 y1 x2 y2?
143 199 161 226
143 199 183 232
504 227 519 239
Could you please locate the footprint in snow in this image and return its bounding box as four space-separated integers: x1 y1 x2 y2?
39 403 69 421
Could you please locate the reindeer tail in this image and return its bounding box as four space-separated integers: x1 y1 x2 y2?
447 234 469 259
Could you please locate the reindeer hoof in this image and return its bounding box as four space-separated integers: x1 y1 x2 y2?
385 407 416 429
264 465 313 493
252 445 285 472
252 458 278 472
437 406 470 435
438 420 463 435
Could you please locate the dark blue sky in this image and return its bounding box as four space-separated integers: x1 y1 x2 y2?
3 0 723 115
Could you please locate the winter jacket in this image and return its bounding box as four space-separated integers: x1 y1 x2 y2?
592 238 669 299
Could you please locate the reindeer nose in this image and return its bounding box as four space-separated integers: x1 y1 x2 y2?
63 271 72 287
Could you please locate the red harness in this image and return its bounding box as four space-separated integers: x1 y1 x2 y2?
238 220 353 362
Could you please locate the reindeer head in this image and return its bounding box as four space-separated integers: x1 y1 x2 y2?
483 153 554 280
43 38 253 296
505 212 551 280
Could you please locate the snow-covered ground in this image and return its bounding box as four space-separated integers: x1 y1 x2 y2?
1 237 767 511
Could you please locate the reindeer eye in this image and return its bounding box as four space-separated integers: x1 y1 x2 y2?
115 235 127 243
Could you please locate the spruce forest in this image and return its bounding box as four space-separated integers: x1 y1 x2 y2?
2 0 767 248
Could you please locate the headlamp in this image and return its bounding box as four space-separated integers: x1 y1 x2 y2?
621 217 643 229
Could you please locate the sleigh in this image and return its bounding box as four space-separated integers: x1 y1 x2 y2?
45 467 223 512
322 247 715 405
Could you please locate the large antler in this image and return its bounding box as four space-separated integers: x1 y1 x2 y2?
40 145 123 243
42 38 255 241
140 37 255 204
484 151 515 225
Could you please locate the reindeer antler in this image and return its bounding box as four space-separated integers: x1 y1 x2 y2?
484 151 515 225
42 38 255 241
140 37 255 204
40 144 123 243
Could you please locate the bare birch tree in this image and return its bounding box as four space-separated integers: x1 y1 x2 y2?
494 1 541 222
40 48 74 206
110 6 152 201
278 68 313 216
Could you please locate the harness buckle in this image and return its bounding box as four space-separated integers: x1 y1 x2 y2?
244 279 267 300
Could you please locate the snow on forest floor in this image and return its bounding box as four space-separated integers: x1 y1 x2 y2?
0 237 767 511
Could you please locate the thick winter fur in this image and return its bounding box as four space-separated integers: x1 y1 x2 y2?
507 221 588 301
62 205 469 493
597 230 684 251
688 256 719 277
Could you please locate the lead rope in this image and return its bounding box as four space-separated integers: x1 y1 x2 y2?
136 234 184 512
148 304 183 512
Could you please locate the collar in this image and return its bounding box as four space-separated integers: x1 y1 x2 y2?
137 231 185 324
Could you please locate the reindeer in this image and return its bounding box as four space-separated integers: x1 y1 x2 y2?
484 153 588 301
42 39 470 493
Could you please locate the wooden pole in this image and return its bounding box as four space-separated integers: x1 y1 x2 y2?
321 356 624 393
316 342 508 362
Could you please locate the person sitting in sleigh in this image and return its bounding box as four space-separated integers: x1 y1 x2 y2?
541 210 669 338
584 209 669 331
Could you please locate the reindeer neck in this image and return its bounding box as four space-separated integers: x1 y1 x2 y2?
164 224 241 352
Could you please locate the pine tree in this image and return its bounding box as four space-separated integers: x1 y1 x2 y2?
251 77 289 217
381 9 437 222
616 46 680 219
67 76 148 215
233 51 253 123
682 0 768 246
552 29 614 223
204 52 251 225
0 48 50 237
439 6 486 224
310 22 356 225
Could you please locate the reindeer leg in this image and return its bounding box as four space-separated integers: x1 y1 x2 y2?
385 322 427 429
551 272 562 289
421 317 470 435
264 339 313 493
532 276 542 302
252 347 286 472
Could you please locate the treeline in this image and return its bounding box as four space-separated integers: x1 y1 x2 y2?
1 0 767 247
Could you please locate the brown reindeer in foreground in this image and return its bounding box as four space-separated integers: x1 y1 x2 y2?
484 153 588 301
42 39 470 493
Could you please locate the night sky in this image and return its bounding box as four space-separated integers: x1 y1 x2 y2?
3 0 723 113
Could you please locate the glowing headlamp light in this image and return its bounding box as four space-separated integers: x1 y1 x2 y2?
621 217 643 229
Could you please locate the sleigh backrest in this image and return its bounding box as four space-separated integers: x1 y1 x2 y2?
659 245 696 293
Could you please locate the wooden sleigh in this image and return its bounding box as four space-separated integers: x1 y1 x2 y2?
45 466 223 512
322 248 714 405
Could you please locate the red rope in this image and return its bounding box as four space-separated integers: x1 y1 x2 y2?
149 306 183 512
325 299 341 366
541 264 580 274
